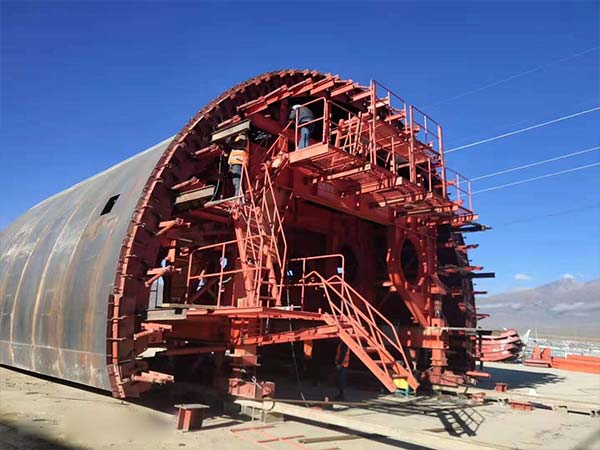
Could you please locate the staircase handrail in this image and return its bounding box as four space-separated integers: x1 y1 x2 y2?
301 270 415 384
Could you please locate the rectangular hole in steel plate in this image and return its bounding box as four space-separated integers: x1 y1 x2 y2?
100 194 120 215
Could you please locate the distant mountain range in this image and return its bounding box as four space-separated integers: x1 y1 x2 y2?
478 277 600 339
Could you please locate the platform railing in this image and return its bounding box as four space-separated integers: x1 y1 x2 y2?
408 105 446 194
370 80 409 128
285 254 345 309
445 167 473 213
409 105 443 157
186 235 263 307
289 88 475 213
291 96 430 183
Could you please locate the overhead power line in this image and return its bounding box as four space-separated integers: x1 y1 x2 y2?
446 106 600 153
497 203 600 227
471 145 600 180
427 46 599 108
472 163 600 194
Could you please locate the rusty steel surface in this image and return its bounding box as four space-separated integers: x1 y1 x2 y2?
0 139 171 389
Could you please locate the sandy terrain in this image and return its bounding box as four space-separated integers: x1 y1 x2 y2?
1 362 599 450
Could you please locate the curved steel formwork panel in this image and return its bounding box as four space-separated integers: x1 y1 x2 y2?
0 139 171 389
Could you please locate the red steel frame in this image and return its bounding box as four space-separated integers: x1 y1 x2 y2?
107 71 487 398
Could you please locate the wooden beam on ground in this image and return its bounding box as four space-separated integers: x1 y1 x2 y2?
437 385 600 416
298 434 362 444
234 399 512 450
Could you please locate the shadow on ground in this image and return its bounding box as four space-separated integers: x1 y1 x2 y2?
477 363 565 390
128 371 488 441
0 364 497 444
0 420 84 450
259 371 489 438
570 428 600 450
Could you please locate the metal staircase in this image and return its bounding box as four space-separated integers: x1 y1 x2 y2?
302 271 419 392
231 135 290 307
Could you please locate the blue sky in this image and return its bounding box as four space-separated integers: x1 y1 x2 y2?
1 1 598 294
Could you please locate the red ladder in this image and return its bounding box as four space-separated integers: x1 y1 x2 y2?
233 135 290 307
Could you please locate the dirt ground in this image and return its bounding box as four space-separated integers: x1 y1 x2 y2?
1 362 599 450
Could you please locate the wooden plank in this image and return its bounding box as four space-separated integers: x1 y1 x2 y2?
330 82 358 98
174 186 216 205
175 403 210 409
351 90 372 102
288 144 332 165
298 435 361 444
146 308 188 321
437 385 600 415
211 119 251 143
310 78 336 95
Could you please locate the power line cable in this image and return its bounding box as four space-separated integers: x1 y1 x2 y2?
472 163 600 194
447 97 591 146
496 203 600 227
427 46 598 108
471 145 600 180
446 106 600 153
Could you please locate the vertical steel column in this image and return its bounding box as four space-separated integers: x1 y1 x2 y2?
370 80 377 165
409 106 416 183
438 125 447 198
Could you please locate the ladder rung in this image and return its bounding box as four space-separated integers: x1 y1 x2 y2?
346 333 368 341
372 359 393 366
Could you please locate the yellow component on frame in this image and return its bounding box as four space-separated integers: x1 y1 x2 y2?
394 377 409 390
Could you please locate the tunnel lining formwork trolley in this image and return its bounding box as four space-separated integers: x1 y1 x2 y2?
0 70 491 398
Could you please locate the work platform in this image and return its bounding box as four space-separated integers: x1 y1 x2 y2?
289 143 444 211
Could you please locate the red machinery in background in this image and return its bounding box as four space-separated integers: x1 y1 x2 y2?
524 346 600 374
477 329 525 362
